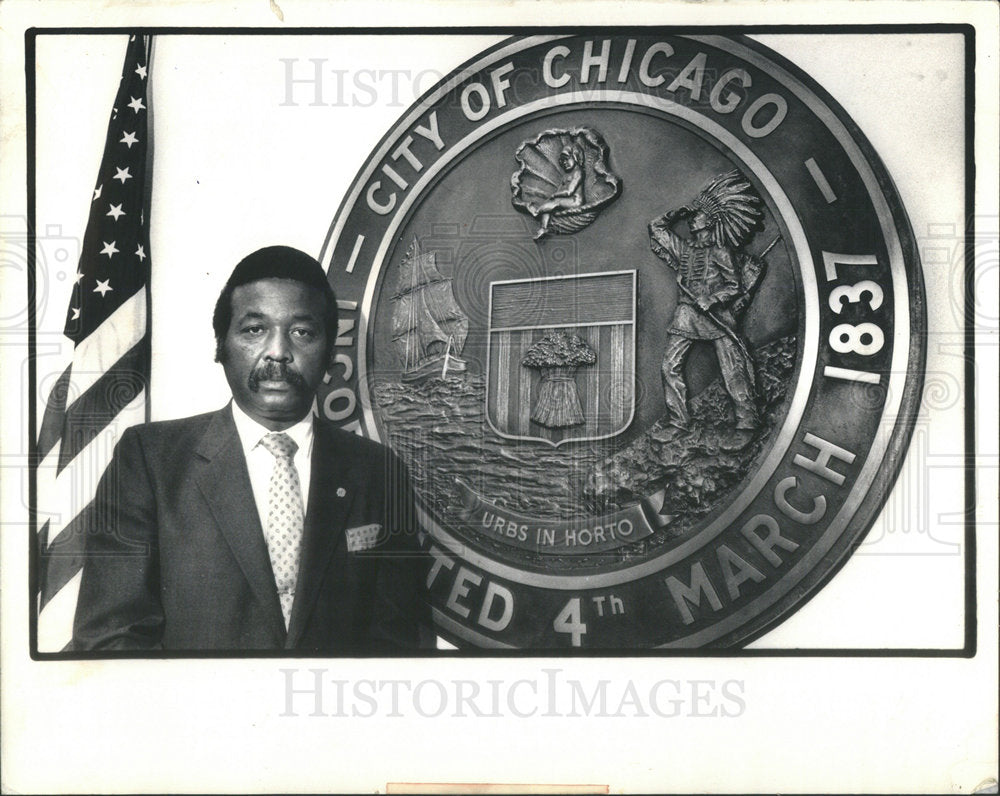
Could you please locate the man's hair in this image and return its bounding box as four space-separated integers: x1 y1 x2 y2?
213 245 338 362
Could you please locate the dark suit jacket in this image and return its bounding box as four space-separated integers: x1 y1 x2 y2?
72 405 432 653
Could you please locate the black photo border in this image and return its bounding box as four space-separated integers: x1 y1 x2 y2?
26 23 978 660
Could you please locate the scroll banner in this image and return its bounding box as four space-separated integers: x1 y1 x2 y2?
456 480 657 555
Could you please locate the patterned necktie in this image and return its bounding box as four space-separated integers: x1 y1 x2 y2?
259 432 304 628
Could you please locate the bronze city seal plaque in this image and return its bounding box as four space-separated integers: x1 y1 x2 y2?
317 34 925 649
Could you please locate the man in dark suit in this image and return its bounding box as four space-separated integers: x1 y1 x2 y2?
73 246 432 652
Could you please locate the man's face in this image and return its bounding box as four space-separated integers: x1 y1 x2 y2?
220 278 329 430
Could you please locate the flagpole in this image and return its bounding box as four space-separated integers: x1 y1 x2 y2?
143 34 154 423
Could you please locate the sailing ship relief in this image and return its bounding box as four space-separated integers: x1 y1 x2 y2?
391 238 469 382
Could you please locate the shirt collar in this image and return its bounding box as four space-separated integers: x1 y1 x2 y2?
230 401 314 458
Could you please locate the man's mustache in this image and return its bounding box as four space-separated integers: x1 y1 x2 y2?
248 361 307 392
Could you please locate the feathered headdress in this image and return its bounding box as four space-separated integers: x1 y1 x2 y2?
692 170 764 248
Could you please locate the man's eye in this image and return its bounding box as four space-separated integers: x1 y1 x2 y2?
292 328 317 339
241 325 264 335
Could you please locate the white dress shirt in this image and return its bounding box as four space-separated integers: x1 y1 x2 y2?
230 402 314 531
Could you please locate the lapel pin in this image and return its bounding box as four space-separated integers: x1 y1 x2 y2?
336 487 346 498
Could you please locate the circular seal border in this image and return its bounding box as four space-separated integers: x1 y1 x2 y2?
319 34 926 648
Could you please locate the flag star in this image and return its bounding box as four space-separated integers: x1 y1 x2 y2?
107 203 126 221
113 166 132 183
70 306 81 320
120 131 139 148
74 271 83 284
100 240 119 258
135 244 146 261
93 184 103 201
94 279 113 297
127 96 145 113
135 64 147 79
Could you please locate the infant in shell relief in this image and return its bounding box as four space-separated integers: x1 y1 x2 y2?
510 127 622 239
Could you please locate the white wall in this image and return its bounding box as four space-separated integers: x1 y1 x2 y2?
35 33 499 419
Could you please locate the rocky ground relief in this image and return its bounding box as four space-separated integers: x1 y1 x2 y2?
374 333 796 565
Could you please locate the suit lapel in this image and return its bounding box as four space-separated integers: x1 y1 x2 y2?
285 419 354 647
194 406 286 641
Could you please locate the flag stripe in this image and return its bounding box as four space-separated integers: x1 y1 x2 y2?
38 516 86 610
65 287 147 409
37 571 83 653
38 392 146 553
37 364 73 459
57 340 149 472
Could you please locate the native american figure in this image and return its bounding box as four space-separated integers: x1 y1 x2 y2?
648 170 768 431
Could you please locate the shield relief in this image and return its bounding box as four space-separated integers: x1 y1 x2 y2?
486 270 636 446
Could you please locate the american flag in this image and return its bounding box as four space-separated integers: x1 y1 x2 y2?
36 35 153 652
